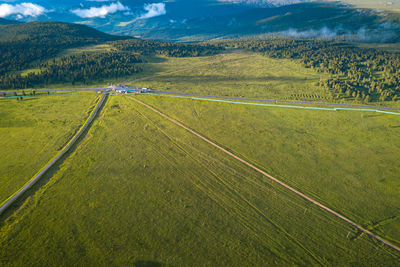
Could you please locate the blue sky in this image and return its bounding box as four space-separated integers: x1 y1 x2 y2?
0 1 169 20
0 0 306 21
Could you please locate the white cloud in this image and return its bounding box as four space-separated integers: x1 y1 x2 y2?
138 3 166 19
71 1 129 18
0 2 47 18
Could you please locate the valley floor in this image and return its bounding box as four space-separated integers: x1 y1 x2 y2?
1 50 399 265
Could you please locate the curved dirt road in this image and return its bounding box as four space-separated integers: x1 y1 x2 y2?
0 91 108 216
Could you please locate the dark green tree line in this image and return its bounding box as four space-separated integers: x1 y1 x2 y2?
0 52 143 89
226 39 400 102
113 39 224 57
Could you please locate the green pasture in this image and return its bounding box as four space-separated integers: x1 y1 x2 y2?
135 94 400 247
128 51 330 101
59 44 116 57
0 93 99 204
337 0 400 11
0 95 398 266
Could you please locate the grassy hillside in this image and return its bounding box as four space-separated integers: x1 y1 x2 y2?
0 95 398 265
0 93 99 204
127 51 329 100
0 22 223 90
337 0 400 11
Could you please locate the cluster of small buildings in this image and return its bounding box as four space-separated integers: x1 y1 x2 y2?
108 84 151 94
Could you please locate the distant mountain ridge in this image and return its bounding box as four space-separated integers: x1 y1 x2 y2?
0 1 399 42
0 18 19 25
107 2 399 42
0 21 130 76
0 21 127 43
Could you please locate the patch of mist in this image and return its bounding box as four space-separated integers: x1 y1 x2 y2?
276 23 399 43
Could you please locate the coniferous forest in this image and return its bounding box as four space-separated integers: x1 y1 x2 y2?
227 40 400 102
0 22 224 89
0 22 399 103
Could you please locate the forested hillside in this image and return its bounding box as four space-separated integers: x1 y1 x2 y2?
0 22 223 89
0 22 128 76
0 52 143 89
227 40 400 102
1 20 399 103
114 39 224 57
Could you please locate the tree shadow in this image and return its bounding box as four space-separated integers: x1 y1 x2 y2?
19 97 38 101
146 56 168 64
362 114 384 118
157 74 312 83
134 260 167 267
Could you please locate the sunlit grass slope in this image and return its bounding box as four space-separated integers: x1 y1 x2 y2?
0 93 99 203
128 51 329 100
0 96 398 265
136 94 400 247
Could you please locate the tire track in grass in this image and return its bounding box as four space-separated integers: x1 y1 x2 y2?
122 93 400 255
188 144 354 234
129 101 301 264
127 95 325 264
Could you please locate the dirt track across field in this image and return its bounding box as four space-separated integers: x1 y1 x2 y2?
124 93 400 254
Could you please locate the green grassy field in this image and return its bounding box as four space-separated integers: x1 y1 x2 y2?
0 93 99 204
127 51 330 101
59 44 117 57
0 95 398 266
1 47 400 265
336 0 400 11
134 94 400 247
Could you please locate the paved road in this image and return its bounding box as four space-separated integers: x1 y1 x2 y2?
151 90 400 112
0 91 108 216
124 93 400 254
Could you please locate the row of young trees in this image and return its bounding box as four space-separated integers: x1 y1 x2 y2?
113 39 224 57
226 39 400 102
0 52 143 89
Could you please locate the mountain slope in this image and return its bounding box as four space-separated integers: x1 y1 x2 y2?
106 2 399 42
0 21 130 75
0 21 127 43
0 18 19 25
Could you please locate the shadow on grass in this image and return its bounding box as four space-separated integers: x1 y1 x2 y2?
148 74 315 83
18 97 38 101
0 94 109 226
146 55 168 64
134 260 167 267
362 114 384 118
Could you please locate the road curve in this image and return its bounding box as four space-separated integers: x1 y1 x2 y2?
0 91 108 216
124 94 400 254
